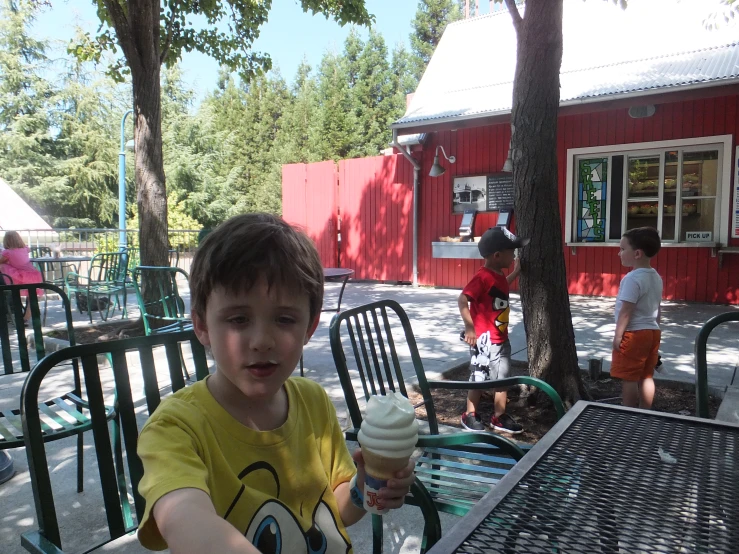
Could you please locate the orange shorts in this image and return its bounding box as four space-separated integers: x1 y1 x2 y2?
610 329 661 382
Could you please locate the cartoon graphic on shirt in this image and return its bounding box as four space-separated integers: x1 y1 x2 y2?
227 461 351 554
488 285 509 334
471 331 492 370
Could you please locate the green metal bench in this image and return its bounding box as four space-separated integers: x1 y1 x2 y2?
330 300 565 553
66 251 129 323
20 331 210 553
0 282 117 493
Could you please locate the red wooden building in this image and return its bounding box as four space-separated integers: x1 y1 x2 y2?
282 0 739 304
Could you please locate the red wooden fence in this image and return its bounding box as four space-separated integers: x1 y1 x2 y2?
281 161 338 268
339 155 414 282
282 94 739 303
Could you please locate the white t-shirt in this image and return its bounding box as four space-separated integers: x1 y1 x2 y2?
614 268 663 331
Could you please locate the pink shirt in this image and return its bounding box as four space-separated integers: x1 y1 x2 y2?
2 247 35 272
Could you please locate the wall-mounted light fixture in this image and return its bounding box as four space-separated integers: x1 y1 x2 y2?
429 145 456 177
628 105 656 119
502 138 513 172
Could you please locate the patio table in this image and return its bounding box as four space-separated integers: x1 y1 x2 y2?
428 401 739 554
31 255 92 284
322 267 354 313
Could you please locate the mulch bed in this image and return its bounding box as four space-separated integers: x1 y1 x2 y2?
407 361 721 444
47 321 146 343
45 326 724 445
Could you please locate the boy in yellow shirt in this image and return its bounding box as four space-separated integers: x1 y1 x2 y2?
137 213 414 553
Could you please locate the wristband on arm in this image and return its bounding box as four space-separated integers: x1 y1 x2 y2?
349 474 364 509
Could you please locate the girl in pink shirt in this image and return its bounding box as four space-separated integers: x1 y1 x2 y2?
0 231 44 322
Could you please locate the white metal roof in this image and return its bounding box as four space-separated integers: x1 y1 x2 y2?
394 0 739 129
0 178 52 231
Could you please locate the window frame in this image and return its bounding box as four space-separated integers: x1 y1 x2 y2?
565 134 732 247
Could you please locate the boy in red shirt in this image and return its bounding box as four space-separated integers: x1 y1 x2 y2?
458 227 529 434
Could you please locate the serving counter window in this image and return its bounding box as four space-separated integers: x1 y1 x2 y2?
566 135 732 246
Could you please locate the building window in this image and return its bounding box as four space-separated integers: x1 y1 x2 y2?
576 158 608 241
569 140 727 245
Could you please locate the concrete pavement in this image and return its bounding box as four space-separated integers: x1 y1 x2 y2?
1 281 737 553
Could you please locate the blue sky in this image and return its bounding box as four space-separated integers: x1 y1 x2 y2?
31 0 419 103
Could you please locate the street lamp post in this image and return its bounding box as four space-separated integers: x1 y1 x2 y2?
119 109 133 250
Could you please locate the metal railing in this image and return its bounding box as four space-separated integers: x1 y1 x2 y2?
694 311 739 418
0 228 200 274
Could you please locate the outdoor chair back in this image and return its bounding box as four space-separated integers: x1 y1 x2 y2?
695 311 739 418
29 246 52 259
0 282 117 494
20 330 210 553
28 247 79 326
132 266 192 335
330 299 565 545
66 251 129 323
124 247 179 270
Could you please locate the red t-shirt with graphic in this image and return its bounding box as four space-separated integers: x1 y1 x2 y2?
462 267 510 344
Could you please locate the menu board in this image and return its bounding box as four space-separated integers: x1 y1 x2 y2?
452 174 514 214
486 173 515 211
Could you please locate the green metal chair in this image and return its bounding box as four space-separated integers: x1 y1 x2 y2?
20 331 210 554
330 300 566 553
29 246 52 259
132 266 192 335
132 265 193 382
66 251 129 323
0 282 117 493
695 311 739 418
29 247 79 326
124 247 178 269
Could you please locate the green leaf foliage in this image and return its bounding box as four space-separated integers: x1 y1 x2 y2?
70 0 373 83
2 0 443 229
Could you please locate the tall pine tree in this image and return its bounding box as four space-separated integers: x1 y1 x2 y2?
410 0 462 82
314 51 356 161
42 57 123 227
275 60 321 165
0 0 55 195
352 29 394 156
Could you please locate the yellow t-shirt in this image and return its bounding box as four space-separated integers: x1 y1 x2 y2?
137 376 357 553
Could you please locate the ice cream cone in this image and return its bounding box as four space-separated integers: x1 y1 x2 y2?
357 392 419 514
361 448 411 481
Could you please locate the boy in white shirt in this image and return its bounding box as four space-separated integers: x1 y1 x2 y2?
611 227 663 408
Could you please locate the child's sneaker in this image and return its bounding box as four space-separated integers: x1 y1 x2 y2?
490 413 523 434
461 412 485 431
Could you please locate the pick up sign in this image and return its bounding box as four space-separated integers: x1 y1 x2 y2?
685 231 712 242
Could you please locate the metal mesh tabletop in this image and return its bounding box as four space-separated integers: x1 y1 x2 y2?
436 402 739 554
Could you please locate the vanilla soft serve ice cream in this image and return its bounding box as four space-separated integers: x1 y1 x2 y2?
357 392 419 514
358 392 419 459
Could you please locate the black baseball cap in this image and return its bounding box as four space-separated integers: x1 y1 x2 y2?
478 227 530 258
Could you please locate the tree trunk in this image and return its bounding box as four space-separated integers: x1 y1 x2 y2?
104 0 169 315
506 0 585 405
129 0 168 271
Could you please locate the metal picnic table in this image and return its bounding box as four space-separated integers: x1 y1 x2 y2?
428 401 739 554
322 267 354 313
297 268 354 377
30 255 92 284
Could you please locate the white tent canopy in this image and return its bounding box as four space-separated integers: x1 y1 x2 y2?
0 178 52 231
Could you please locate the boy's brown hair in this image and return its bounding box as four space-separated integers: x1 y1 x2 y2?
2 231 26 249
190 213 324 322
623 227 661 258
